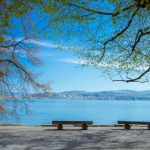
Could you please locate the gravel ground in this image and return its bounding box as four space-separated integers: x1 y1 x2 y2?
0 126 150 150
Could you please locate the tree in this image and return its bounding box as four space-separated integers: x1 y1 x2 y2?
43 0 150 83
0 0 50 112
0 0 150 112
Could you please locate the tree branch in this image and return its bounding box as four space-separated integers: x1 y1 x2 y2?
104 7 139 45
128 29 150 57
113 67 150 83
68 2 135 17
99 7 139 61
0 38 26 48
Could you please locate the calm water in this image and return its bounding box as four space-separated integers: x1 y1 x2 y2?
1 99 150 125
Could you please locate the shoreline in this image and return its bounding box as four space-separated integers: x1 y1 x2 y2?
0 124 148 128
0 124 122 127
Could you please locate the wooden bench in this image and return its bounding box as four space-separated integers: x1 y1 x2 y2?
52 121 93 130
118 121 150 130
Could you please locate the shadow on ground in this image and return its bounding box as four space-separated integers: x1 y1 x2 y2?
0 126 149 150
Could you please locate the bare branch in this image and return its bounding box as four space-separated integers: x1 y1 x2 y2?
0 38 26 48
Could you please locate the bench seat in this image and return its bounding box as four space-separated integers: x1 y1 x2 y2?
52 121 93 130
118 121 150 129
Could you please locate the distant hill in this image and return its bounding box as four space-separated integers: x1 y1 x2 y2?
31 90 150 100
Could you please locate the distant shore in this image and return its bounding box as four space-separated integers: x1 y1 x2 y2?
30 90 150 100
2 90 150 100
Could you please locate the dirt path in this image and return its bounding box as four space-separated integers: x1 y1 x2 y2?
0 126 150 150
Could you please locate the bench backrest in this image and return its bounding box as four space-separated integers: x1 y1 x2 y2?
52 121 93 125
118 121 150 125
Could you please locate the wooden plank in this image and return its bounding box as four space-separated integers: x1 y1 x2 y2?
52 121 93 125
118 120 150 125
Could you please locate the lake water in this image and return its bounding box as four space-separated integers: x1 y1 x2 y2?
1 99 150 125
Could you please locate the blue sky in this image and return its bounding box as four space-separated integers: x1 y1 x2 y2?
28 40 150 92
10 5 150 93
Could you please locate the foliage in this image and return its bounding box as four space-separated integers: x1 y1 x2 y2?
0 0 150 106
42 0 150 83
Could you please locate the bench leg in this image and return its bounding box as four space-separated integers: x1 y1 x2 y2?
125 124 131 130
82 123 88 130
58 123 63 130
148 124 150 130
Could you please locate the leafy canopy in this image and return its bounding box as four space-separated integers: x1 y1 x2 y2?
41 0 150 83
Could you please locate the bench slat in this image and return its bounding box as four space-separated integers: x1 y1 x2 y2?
52 121 93 125
118 121 150 125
